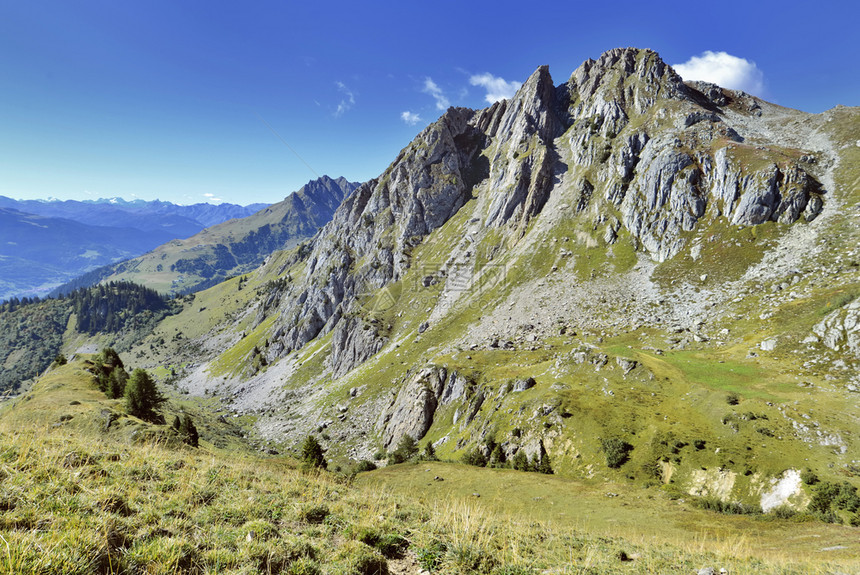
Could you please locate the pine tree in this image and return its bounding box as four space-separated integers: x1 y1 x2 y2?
537 452 553 474
300 435 327 470
421 441 438 461
179 414 199 447
489 443 507 468
124 368 163 420
107 367 128 399
512 450 531 472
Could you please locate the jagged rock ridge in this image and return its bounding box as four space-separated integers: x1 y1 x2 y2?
258 47 824 372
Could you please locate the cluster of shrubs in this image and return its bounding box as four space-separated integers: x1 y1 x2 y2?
461 433 553 474
90 348 129 399
171 414 199 447
387 435 436 465
89 348 164 420
804 470 860 525
600 437 633 468
375 432 554 475
88 347 200 447
692 496 762 516
690 469 860 525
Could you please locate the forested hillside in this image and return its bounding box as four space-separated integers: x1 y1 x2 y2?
0 282 176 393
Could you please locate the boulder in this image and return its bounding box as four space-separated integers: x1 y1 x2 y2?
511 377 537 392
615 357 638 374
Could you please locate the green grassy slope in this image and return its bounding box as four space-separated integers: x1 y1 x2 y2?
2 360 857 574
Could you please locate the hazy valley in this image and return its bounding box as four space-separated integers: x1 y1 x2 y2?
0 197 268 301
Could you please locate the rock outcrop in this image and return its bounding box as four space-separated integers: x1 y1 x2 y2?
378 367 474 449
812 299 860 358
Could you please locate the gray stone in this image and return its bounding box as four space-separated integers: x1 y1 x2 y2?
512 377 537 392
615 357 638 374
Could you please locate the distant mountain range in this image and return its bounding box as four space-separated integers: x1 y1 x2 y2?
0 196 268 301
47 176 358 296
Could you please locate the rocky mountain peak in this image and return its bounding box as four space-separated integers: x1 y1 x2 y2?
255 45 829 386
484 64 561 143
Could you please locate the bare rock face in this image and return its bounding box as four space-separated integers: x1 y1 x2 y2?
379 367 446 449
378 367 476 449
480 65 564 232
261 107 488 369
327 317 387 378
688 80 728 107
708 147 823 227
620 134 702 261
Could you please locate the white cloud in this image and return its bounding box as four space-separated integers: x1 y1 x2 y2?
673 51 765 95
469 73 522 104
423 77 450 110
203 193 215 198
335 81 355 117
401 111 422 125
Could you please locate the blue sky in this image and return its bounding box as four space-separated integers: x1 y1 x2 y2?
1 0 857 206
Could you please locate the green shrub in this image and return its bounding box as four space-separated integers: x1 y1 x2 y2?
420 442 438 461
809 481 860 516
416 541 447 571
389 435 419 465
814 509 841 524
600 438 633 469
461 447 487 467
801 468 820 485
770 505 798 520
355 460 378 473
693 496 761 515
